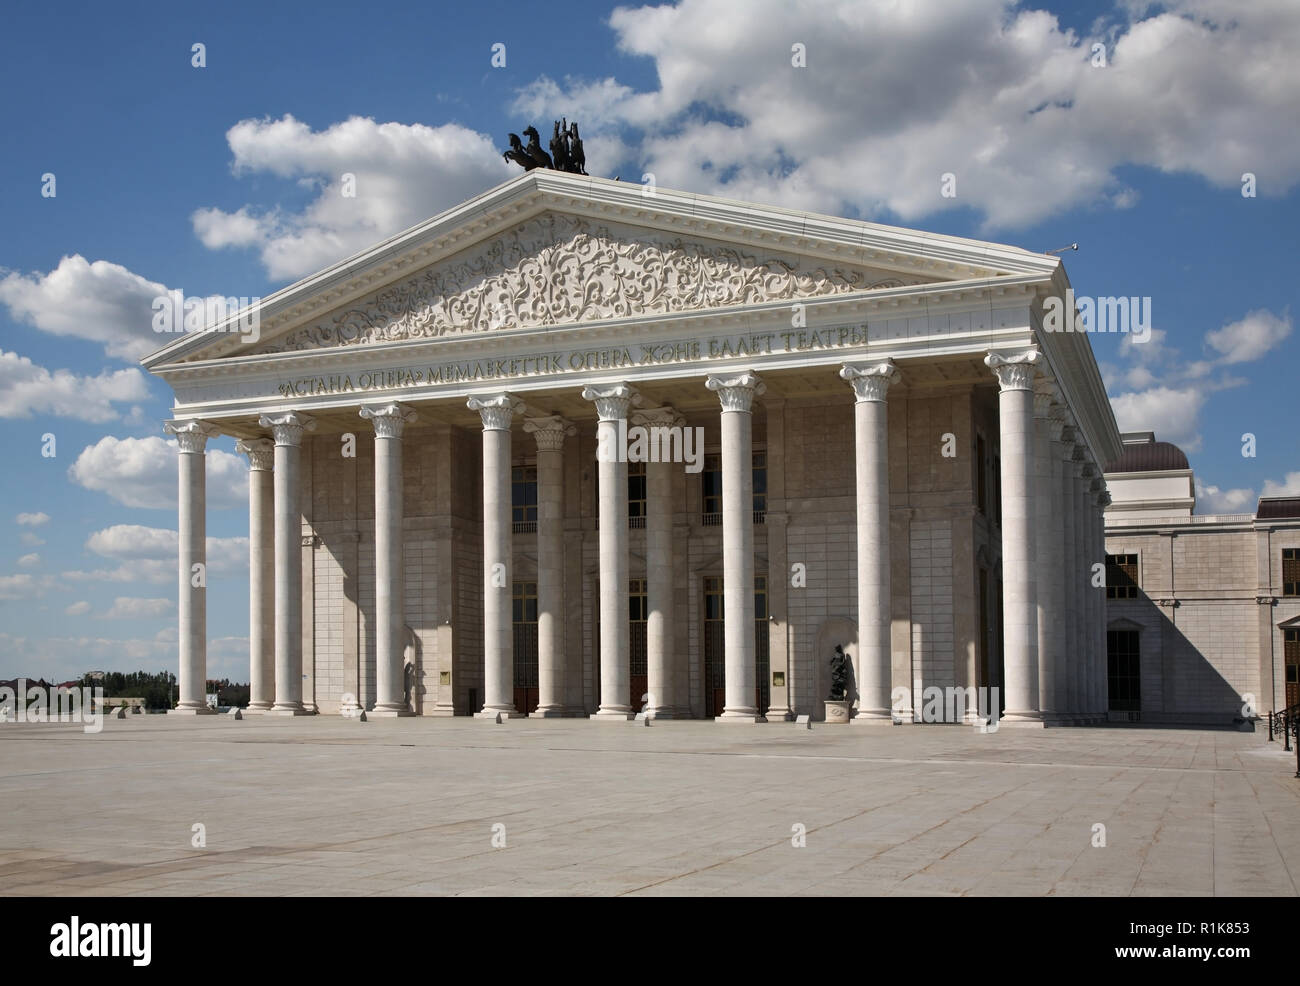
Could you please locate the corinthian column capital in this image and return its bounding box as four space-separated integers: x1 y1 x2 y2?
360 402 417 439
839 361 900 403
467 393 525 431
631 405 685 430
523 414 576 451
235 438 275 471
581 383 640 421
985 348 1042 391
165 419 220 453
258 411 316 447
705 371 765 412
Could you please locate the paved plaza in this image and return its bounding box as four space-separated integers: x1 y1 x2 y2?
1 717 1298 896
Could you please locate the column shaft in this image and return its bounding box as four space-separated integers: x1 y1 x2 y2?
707 373 764 722
1034 398 1058 719
469 395 520 718
260 412 315 715
363 403 415 716
238 439 275 711
840 362 899 722
986 351 1041 723
525 416 573 717
166 420 216 714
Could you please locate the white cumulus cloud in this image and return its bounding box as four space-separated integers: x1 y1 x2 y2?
511 0 1300 231
1204 309 1292 364
0 351 150 423
67 436 248 510
101 597 174 620
0 255 169 361
64 524 249 585
16 512 50 527
193 115 516 280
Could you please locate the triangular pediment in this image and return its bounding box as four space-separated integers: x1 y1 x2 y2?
144 170 1059 369
250 211 928 356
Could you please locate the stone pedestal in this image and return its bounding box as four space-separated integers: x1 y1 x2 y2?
824 700 851 723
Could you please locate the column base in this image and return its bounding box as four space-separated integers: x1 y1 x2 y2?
998 711 1047 728
716 710 765 723
368 706 414 718
169 705 215 716
590 709 635 721
477 707 524 719
426 703 456 717
530 705 567 718
269 704 312 716
1039 713 1071 727
243 702 274 715
851 709 894 725
764 706 794 722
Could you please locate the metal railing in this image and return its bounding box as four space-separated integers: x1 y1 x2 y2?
1266 704 1300 778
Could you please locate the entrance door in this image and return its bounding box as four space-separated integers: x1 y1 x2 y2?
754 575 769 715
629 579 648 710
1286 629 1299 710
703 576 725 717
1107 628 1140 712
701 575 769 717
512 581 538 715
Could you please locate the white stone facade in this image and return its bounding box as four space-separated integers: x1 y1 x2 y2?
1103 435 1300 725
144 171 1125 724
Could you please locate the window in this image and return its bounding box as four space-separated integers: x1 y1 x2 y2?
628 461 646 529
1106 554 1139 599
1283 548 1300 597
992 452 1002 526
1107 629 1141 712
512 581 538 714
702 454 722 525
511 465 537 533
1285 628 1298 709
699 451 767 525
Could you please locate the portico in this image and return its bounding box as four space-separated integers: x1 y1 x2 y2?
143 170 1120 724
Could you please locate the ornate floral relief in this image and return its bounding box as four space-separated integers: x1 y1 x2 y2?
254 213 917 354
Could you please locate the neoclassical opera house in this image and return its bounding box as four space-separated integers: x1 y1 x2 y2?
144 170 1121 724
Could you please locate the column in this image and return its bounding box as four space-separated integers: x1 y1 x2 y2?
258 410 316 715
705 371 765 722
468 394 524 718
361 402 416 716
1033 391 1061 723
631 406 683 718
1098 489 1113 716
1089 477 1106 719
985 349 1042 724
1046 411 1070 721
583 383 638 720
839 361 900 722
236 438 275 712
523 414 575 718
165 419 219 714
1057 428 1079 719
1070 453 1089 721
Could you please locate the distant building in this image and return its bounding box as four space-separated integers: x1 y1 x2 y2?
1104 432 1300 725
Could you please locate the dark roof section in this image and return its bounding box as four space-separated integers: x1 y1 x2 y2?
1104 434 1190 473
1257 497 1300 520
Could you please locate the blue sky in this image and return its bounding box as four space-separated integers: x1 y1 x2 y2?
1 0 1296 682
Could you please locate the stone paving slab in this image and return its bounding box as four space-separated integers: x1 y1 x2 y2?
0 716 1297 896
